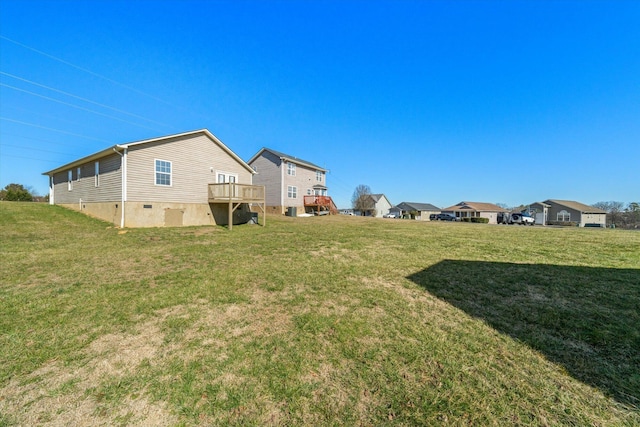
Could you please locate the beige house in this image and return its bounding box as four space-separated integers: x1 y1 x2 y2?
365 194 393 217
530 199 607 227
248 148 336 215
43 129 264 228
441 201 505 224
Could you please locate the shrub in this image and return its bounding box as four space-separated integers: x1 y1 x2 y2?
547 221 578 227
471 217 489 223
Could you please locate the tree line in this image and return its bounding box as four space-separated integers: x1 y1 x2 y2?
592 201 640 229
0 183 47 202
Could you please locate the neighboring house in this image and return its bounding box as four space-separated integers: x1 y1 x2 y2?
390 202 440 220
247 148 336 215
530 199 607 227
363 194 393 217
42 129 264 229
441 201 506 224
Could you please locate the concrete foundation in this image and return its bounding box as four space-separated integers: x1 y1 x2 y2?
60 201 252 228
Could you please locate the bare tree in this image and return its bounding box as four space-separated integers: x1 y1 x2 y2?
593 201 626 227
352 184 374 216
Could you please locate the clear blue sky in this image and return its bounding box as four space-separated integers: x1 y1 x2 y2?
1 0 638 209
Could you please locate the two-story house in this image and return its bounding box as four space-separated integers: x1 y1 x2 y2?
247 148 335 215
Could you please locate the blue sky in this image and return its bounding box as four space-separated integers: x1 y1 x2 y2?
1 0 638 209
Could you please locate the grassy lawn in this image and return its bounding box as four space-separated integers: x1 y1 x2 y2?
1 201 639 426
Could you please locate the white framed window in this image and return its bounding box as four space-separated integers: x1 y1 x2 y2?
557 210 570 222
94 161 100 187
155 159 172 186
316 170 323 181
287 185 297 199
77 167 81 181
307 189 312 195
68 170 73 191
287 162 296 176
216 171 238 183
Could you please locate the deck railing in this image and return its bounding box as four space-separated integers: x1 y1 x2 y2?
208 183 265 202
304 195 332 206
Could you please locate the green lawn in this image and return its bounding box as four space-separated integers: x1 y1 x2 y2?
1 202 639 426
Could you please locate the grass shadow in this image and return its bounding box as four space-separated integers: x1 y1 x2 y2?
407 260 640 409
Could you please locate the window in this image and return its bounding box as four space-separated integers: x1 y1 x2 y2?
287 162 296 176
316 170 323 181
95 162 100 187
307 189 312 195
68 170 73 191
77 167 81 181
155 159 172 186
217 172 238 183
287 185 297 198
557 210 570 222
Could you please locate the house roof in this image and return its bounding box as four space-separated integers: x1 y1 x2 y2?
369 194 391 205
42 129 255 176
395 202 440 211
543 199 607 214
442 201 505 212
247 147 327 172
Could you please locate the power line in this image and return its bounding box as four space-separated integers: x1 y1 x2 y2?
0 153 60 163
0 35 215 123
0 117 112 143
0 132 75 145
0 71 177 130
0 143 75 156
1 83 163 132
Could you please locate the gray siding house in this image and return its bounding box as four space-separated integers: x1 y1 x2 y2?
248 148 332 215
530 199 607 227
43 129 263 228
391 202 440 220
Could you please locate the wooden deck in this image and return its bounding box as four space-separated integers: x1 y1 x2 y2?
208 183 266 229
304 195 338 215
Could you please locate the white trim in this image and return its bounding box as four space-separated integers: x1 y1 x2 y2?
287 185 297 199
215 170 238 183
154 159 172 187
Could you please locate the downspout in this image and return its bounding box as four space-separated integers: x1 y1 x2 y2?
49 175 54 204
113 147 127 228
280 158 285 213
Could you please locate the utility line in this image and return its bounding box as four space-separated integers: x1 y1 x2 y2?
1 83 162 132
0 35 215 123
0 71 176 129
0 117 112 143
0 153 60 163
0 143 75 156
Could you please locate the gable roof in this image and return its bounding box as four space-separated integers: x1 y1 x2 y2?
247 147 327 172
395 202 440 211
442 201 505 212
369 194 392 205
43 129 255 176
543 199 607 214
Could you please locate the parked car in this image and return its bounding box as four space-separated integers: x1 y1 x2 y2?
509 212 535 225
383 213 399 218
429 214 438 221
436 213 460 221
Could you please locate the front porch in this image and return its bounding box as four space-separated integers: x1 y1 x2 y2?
208 183 266 230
